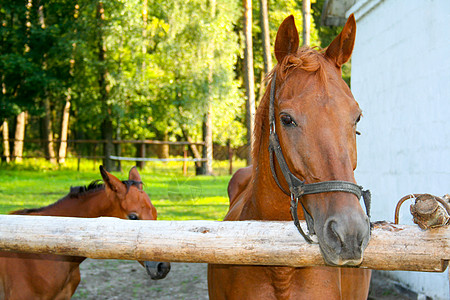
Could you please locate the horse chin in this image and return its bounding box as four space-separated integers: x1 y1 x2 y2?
144 261 171 280
317 239 365 267
320 249 364 267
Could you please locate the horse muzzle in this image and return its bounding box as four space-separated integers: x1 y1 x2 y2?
317 211 371 266
144 261 171 280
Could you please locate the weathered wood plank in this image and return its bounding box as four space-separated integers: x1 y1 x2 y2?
0 215 448 272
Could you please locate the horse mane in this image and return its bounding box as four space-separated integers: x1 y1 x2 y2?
11 179 143 215
251 46 328 174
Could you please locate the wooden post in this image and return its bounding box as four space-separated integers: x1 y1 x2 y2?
0 216 449 272
137 143 146 169
93 143 97 171
227 140 233 175
183 147 187 176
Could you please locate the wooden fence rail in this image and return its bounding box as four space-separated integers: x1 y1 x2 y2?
0 215 448 272
2 139 205 145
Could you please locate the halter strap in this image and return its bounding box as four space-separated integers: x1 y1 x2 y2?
268 72 371 243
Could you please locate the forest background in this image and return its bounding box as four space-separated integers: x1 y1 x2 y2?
0 0 348 172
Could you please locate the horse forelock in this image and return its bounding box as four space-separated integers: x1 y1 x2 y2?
266 46 328 84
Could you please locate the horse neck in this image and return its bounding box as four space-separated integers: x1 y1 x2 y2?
25 189 115 218
249 94 294 221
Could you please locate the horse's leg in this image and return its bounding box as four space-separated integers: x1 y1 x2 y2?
340 268 371 300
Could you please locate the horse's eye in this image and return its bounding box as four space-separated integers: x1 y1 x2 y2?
280 114 296 127
128 213 139 220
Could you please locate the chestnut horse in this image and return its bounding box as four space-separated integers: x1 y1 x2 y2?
0 166 170 300
208 14 371 299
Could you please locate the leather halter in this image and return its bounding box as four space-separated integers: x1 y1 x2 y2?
268 72 371 244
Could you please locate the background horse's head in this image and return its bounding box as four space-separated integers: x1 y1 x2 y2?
100 166 171 279
270 14 370 266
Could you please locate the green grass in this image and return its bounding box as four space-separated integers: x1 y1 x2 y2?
0 158 247 220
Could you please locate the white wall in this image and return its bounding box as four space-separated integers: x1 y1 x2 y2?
350 0 450 299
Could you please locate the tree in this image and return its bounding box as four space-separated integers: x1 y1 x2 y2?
146 0 243 156
13 112 27 162
38 3 57 164
259 0 272 74
0 0 339 167
1 120 10 162
302 0 311 46
243 0 255 165
58 3 79 164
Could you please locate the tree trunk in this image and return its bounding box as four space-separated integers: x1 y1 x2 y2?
43 97 56 163
102 118 114 171
58 94 71 164
257 0 272 104
2 119 10 163
202 106 213 175
38 4 56 164
13 112 27 162
58 4 78 165
201 0 216 175
180 126 202 173
115 121 122 172
243 0 255 165
302 0 311 46
142 0 148 69
259 0 272 74
97 1 114 171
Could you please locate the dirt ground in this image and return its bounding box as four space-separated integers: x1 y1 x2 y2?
72 260 208 300
72 259 417 299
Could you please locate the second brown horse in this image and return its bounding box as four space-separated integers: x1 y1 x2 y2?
208 14 371 299
0 166 170 300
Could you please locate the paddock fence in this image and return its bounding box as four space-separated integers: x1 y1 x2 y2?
0 139 248 174
0 215 449 273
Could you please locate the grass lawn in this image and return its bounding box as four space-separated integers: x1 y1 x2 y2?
0 158 245 220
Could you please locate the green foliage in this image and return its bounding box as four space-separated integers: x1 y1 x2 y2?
0 0 350 156
144 0 244 144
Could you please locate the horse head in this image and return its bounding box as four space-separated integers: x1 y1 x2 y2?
269 14 370 266
100 166 171 279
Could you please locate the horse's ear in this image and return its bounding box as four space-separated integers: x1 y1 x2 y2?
274 15 299 63
100 165 126 194
128 166 143 190
325 13 356 68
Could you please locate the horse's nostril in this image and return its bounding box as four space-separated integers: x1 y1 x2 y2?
324 220 343 251
157 262 171 274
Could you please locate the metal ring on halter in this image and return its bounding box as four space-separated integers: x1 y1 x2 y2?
269 121 276 135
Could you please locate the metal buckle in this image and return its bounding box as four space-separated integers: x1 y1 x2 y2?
269 121 276 134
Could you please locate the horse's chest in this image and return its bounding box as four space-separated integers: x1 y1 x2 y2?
267 267 297 299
